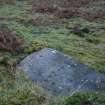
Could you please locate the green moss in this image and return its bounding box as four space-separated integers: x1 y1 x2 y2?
24 39 48 53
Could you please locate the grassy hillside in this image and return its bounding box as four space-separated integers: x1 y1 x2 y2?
0 0 105 105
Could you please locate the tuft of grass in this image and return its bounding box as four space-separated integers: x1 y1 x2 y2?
59 92 105 105
0 69 53 105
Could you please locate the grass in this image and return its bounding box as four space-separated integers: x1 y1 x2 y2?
0 68 53 105
1 18 105 71
0 1 105 105
56 92 105 105
1 67 105 105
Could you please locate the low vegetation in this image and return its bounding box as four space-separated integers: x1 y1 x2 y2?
0 0 105 105
32 0 105 20
0 0 16 5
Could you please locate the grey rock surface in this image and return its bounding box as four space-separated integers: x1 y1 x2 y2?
19 48 105 95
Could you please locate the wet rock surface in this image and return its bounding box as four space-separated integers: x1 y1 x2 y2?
19 48 105 95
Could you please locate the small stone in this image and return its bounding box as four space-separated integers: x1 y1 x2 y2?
58 86 63 90
52 50 57 54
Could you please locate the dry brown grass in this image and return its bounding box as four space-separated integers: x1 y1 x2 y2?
0 28 22 53
0 27 23 76
32 0 105 20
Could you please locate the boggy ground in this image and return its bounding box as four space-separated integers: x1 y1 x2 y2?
0 0 105 105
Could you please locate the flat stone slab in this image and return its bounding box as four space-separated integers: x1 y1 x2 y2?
19 48 105 95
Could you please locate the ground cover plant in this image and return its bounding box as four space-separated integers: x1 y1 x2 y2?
0 0 105 105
